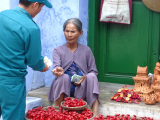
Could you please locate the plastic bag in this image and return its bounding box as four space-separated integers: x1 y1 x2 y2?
100 0 132 24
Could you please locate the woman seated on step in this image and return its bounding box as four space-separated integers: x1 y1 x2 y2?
48 18 99 117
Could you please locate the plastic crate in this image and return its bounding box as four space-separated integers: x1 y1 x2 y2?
25 97 42 113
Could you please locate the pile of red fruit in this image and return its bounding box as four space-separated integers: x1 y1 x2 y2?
111 86 142 104
93 114 154 120
27 106 93 120
62 97 86 107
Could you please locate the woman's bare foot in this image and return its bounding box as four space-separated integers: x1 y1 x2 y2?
54 93 65 107
92 98 99 117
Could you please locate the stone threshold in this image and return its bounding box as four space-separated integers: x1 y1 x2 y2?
27 82 160 119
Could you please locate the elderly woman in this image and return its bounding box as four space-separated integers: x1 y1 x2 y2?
48 18 99 116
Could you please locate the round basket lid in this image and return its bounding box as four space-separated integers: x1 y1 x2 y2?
142 0 160 12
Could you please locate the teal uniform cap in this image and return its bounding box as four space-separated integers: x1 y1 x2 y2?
27 0 52 8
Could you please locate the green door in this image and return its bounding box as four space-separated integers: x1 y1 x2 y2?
88 0 160 84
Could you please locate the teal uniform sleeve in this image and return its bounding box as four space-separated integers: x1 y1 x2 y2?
25 28 45 71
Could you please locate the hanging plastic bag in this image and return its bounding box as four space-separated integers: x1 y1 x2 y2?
100 0 132 24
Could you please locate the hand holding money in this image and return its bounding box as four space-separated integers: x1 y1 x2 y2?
74 75 86 86
44 56 52 68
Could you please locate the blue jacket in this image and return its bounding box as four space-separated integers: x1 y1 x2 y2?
0 6 45 77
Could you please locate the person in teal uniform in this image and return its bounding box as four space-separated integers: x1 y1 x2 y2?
0 0 52 120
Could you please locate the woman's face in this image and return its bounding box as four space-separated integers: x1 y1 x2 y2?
64 23 83 44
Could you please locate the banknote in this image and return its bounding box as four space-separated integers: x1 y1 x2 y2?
44 56 52 68
71 74 81 82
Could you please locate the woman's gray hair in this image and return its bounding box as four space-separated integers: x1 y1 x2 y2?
63 18 82 32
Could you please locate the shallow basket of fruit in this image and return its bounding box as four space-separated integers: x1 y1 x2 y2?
61 97 88 111
26 106 94 120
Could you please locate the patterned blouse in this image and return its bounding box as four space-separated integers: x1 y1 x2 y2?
65 62 84 97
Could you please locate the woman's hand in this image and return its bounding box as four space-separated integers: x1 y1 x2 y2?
74 76 86 86
52 67 64 76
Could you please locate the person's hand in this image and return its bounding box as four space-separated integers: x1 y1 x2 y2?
41 63 49 72
52 67 64 76
74 76 86 86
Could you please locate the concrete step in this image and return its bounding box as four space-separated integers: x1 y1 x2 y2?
27 87 54 107
27 82 160 119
